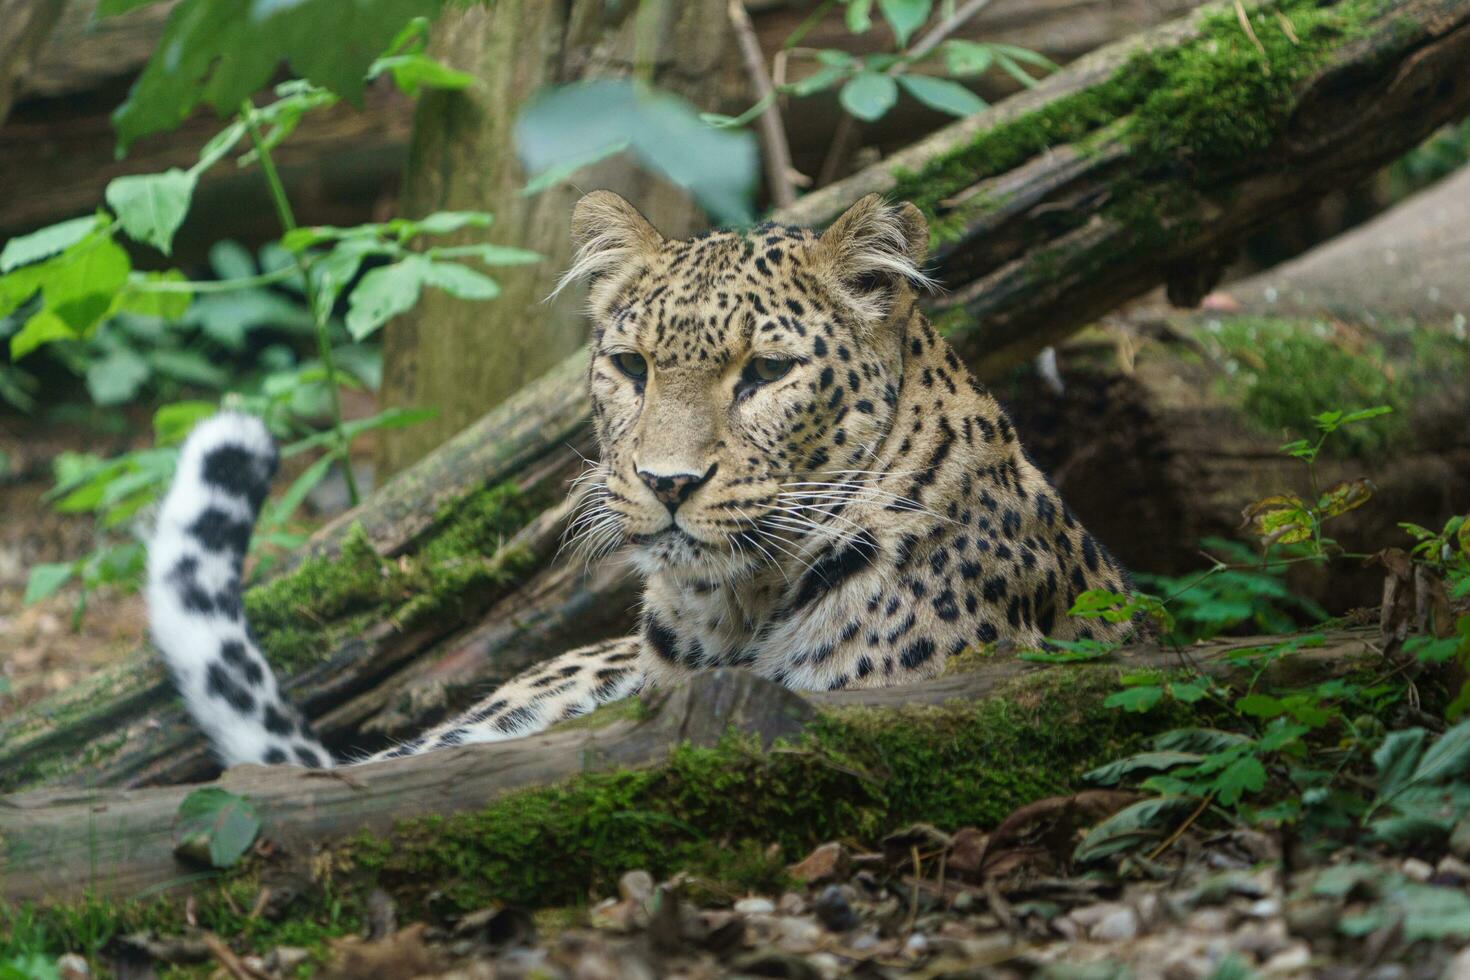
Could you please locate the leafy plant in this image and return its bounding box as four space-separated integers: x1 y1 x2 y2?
3 15 528 620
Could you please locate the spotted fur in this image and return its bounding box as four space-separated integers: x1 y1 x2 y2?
148 191 1129 769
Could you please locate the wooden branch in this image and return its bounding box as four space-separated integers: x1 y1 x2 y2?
0 627 1383 905
729 0 798 207
780 0 1470 374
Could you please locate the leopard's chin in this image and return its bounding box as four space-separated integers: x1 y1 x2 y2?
627 526 759 581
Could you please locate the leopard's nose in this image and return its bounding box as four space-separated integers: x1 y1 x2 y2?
637 463 717 515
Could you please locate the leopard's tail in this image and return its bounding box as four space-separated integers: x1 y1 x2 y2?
147 412 332 769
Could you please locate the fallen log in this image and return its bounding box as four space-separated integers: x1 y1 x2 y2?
1 0 1204 246
0 627 1384 905
5 0 1468 793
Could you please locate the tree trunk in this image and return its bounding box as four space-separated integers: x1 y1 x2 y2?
0 629 1384 905
0 0 65 125
373 0 745 477
4 0 1467 795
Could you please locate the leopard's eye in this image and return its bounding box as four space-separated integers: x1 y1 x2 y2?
611 352 648 380
744 356 795 384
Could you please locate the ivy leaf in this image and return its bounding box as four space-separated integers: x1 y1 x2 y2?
839 72 898 122
878 0 931 47
896 75 986 117
113 0 445 148
0 215 103 273
1213 755 1266 805
24 562 74 605
105 169 197 255
174 788 262 869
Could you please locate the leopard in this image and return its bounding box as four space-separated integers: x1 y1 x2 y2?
147 190 1132 769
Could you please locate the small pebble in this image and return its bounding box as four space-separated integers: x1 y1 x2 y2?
1244 897 1280 919
814 884 860 933
1069 902 1126 928
1262 943 1312 975
734 896 776 916
951 891 975 913
1090 907 1139 942
778 892 806 915
904 933 929 956
56 955 89 980
1403 857 1434 882
1187 908 1231 934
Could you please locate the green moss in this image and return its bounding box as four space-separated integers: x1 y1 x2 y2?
242 481 541 673
893 0 1386 248
0 668 1232 963
1200 317 1469 457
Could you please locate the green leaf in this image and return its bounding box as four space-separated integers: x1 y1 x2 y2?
1084 751 1203 786
40 236 132 335
174 787 261 869
154 401 218 445
10 310 76 360
1074 796 1196 862
0 215 102 273
112 270 193 321
942 39 994 76
896 75 986 117
345 260 425 340
1170 681 1209 704
839 72 898 122
413 211 494 236
419 260 500 300
1235 693 1286 719
113 0 445 148
786 63 852 99
1154 728 1252 754
1339 405 1394 426
438 244 541 267
1411 720 1470 786
846 0 874 33
368 52 475 96
105 169 197 255
1396 883 1470 941
1104 685 1164 713
25 562 74 604
86 347 152 405
97 0 162 15
520 141 630 198
878 0 931 47
515 80 757 224
1213 755 1266 805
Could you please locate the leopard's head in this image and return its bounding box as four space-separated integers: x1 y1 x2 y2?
562 191 931 581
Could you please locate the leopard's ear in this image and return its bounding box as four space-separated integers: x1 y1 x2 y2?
816 194 933 320
553 191 664 298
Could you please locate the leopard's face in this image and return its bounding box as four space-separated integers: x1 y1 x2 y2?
562 192 929 582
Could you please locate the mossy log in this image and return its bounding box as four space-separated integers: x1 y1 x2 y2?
5 0 1468 794
0 628 1382 905
1000 314 1470 600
